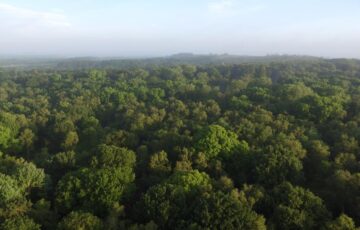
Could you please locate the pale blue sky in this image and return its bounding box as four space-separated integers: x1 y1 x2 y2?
0 0 359 57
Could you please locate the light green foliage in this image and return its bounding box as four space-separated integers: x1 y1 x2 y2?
166 170 212 193
323 214 359 230
15 161 45 190
246 87 271 102
0 173 24 206
334 153 359 171
0 154 45 218
308 140 330 160
148 151 171 175
295 94 347 122
230 95 251 110
57 211 103 230
88 69 107 83
18 128 36 150
280 82 314 101
0 154 45 191
61 131 79 150
0 125 12 150
0 216 40 230
195 125 247 159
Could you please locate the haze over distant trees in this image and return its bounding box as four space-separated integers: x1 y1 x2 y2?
0 54 325 69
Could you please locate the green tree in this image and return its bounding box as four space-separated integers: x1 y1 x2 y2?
266 182 330 229
323 214 359 230
55 167 135 216
18 128 36 157
194 125 247 159
61 131 79 150
0 216 40 230
51 151 77 180
148 151 172 175
135 170 212 227
57 211 103 230
0 125 12 150
255 134 306 186
188 191 266 230
30 199 58 230
0 173 29 218
92 144 136 169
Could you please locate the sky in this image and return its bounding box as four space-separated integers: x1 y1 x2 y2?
0 0 359 58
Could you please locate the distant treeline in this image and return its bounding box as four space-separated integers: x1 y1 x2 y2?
0 54 337 70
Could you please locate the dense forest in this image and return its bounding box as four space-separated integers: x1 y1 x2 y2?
0 58 360 229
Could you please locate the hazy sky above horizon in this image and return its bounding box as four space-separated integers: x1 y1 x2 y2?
0 0 359 58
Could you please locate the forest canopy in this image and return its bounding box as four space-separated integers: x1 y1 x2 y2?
0 58 360 229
